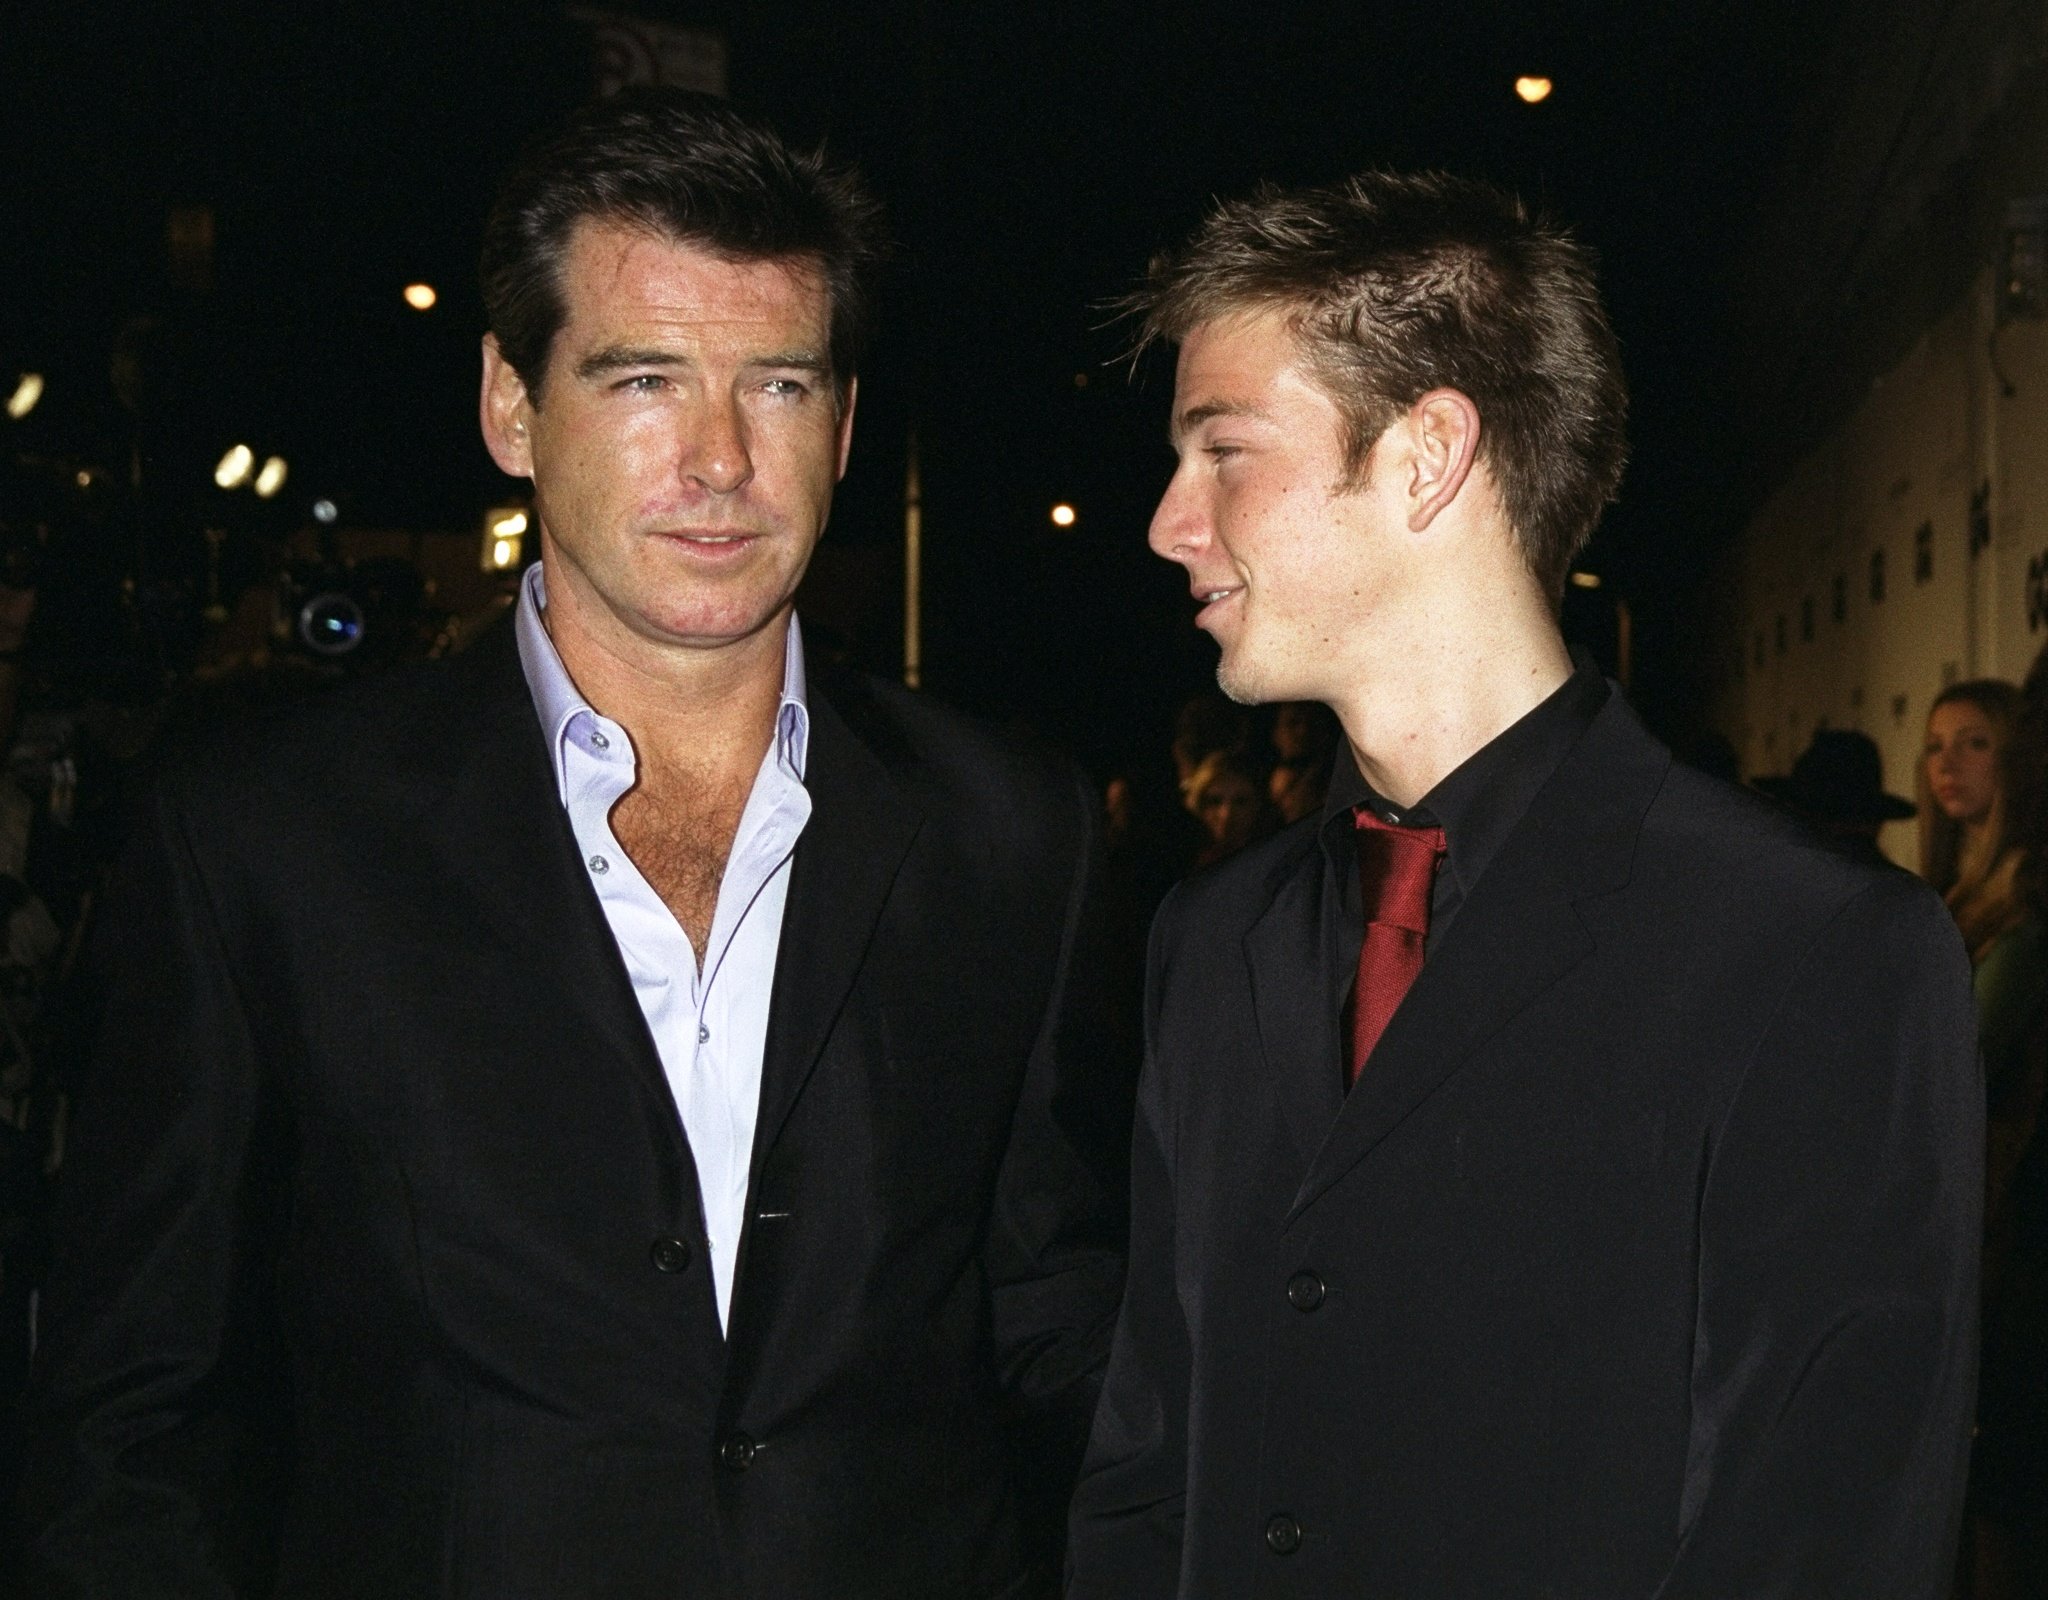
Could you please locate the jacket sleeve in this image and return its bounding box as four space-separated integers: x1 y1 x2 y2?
981 769 1133 1511
20 777 282 1598
1653 873 1982 1600
1065 885 1190 1600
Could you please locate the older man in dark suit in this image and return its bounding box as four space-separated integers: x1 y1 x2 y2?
1068 172 1981 1598
23 92 1124 1599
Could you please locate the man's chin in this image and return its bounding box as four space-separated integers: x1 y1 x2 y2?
1215 654 1271 708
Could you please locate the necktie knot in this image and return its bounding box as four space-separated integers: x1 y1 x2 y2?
1343 805 1447 1086
1352 807 1447 936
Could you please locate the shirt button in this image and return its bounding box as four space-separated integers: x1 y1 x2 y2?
589 730 609 750
1265 1513 1302 1555
650 1237 691 1273
698 1024 710 1044
588 855 609 875
1286 1270 1326 1312
718 1432 756 1472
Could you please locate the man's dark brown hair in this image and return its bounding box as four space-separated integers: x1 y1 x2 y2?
480 89 885 405
1134 171 1628 598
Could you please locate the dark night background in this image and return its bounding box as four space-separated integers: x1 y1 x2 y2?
0 0 1848 770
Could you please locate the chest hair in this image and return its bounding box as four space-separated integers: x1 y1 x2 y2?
609 754 757 961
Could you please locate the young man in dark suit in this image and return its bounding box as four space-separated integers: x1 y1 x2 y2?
23 92 1123 1598
1068 173 1983 1598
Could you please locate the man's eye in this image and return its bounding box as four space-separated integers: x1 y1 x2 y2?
761 378 811 398
619 374 666 393
1205 444 1240 461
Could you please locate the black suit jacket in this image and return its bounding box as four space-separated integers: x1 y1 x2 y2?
1069 691 1983 1599
24 623 1126 1599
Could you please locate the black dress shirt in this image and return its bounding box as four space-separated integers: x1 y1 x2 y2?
1321 662 1611 1013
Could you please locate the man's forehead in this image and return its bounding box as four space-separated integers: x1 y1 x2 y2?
1170 307 1313 432
557 217 828 332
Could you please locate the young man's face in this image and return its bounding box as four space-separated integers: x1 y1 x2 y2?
482 220 854 655
1149 308 1400 706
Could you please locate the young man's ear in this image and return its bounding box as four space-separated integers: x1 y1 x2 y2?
1403 387 1481 533
480 335 536 478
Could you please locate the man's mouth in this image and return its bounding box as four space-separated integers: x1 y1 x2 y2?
1193 584 1244 626
653 529 760 555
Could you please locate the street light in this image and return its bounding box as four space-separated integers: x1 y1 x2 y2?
254 455 289 498
214 443 255 490
1515 76 1553 104
404 282 438 311
5 373 42 421
1050 502 1077 528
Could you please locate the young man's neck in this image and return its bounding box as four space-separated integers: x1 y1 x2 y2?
1327 590 1573 810
541 576 789 782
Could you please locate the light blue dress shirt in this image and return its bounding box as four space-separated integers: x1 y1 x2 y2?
513 562 812 1332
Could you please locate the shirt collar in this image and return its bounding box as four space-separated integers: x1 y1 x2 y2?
512 561 811 792
1321 657 1609 897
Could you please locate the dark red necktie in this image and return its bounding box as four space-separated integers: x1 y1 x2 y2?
1345 806 1447 1086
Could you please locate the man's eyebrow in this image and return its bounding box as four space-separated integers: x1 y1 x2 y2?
571 346 833 380
1171 398 1271 442
746 350 831 374
574 345 688 380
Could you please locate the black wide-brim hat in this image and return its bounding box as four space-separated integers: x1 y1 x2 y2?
1754 729 1917 826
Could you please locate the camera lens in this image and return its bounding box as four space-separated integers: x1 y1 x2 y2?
297 593 365 656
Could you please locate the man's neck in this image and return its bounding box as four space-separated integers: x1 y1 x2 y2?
1330 624 1574 810
542 579 787 784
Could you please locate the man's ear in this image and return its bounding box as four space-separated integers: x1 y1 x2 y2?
1403 387 1481 533
480 334 536 478
834 375 859 482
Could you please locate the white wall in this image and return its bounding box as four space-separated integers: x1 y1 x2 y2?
1717 274 2048 866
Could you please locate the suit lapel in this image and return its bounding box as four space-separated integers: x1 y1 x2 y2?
1286 697 1671 1223
1243 838 1345 1171
749 681 923 1179
413 626 686 1155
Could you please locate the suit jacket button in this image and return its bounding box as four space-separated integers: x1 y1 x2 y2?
1265 1513 1302 1554
719 1432 756 1471
1285 1270 1326 1311
650 1237 691 1274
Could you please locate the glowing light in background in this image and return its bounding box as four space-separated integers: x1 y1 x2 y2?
403 282 438 311
482 507 529 572
254 455 289 498
1515 76 1554 104
214 444 255 490
6 373 43 420
1570 571 1602 589
311 498 339 524
1050 503 1077 528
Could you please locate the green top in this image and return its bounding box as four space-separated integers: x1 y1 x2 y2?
1977 912 2048 1114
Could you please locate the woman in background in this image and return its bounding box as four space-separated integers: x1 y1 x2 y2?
1925 678 2048 1599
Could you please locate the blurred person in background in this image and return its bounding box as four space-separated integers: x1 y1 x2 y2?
1755 727 1915 871
1934 676 2048 1600
1170 692 1250 790
1923 682 2046 1132
1180 747 1276 868
1267 701 1339 824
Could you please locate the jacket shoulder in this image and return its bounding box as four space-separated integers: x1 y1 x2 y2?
814 669 1092 821
1641 757 1952 949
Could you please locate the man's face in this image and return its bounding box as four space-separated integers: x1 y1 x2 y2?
1149 308 1398 706
481 221 854 654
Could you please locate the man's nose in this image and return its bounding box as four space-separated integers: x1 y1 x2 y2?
682 396 754 496
1149 468 1204 562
